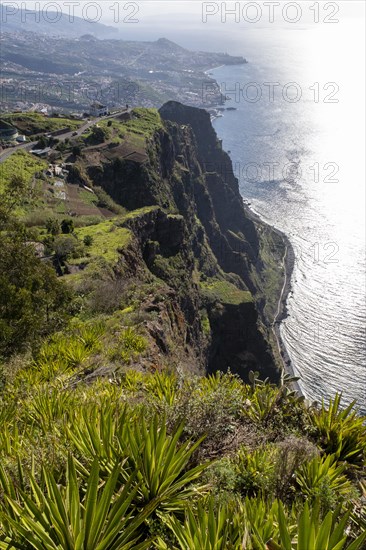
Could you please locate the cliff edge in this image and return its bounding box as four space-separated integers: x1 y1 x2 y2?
64 102 287 381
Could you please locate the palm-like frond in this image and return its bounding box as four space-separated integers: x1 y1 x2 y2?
156 497 243 550
145 372 178 406
67 407 209 511
296 453 352 502
124 415 208 510
275 500 366 550
309 394 366 466
0 454 152 550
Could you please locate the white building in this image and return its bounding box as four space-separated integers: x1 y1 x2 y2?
89 102 109 117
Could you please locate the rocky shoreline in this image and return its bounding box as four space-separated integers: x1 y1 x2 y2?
243 203 302 395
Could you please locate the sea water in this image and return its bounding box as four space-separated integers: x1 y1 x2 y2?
211 21 366 412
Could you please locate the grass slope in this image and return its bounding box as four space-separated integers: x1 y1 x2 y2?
200 278 253 305
0 150 46 191
2 112 83 136
75 220 132 262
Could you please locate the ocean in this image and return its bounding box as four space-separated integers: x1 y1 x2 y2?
210 21 366 412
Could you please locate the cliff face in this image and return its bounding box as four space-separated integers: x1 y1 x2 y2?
82 102 285 382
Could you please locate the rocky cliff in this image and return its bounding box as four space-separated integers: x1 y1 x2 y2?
77 102 286 382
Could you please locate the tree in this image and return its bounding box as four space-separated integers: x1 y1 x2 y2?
46 217 60 236
53 234 79 262
36 135 48 149
61 218 74 234
0 236 71 357
72 145 81 157
89 126 110 144
0 174 31 231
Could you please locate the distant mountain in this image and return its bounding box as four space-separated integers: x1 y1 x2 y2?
0 5 118 38
0 30 246 111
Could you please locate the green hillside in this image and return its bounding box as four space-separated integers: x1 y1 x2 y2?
0 105 365 549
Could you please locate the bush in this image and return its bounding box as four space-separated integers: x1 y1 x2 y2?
108 327 147 363
309 394 366 466
53 234 81 262
0 369 365 549
296 453 354 513
46 217 60 236
83 234 93 247
61 218 74 234
271 436 318 502
87 278 129 314
163 372 248 461
72 145 81 157
235 446 276 497
88 126 110 144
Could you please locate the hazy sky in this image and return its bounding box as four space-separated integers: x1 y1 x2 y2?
5 1 365 52
14 1 364 26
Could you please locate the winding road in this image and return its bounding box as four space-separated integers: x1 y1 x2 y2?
0 108 131 164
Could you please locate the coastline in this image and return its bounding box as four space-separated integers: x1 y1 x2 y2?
204 60 248 75
203 63 247 114
207 83 302 395
242 203 302 395
204 64 225 75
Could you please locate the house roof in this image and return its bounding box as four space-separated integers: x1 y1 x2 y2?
90 102 107 109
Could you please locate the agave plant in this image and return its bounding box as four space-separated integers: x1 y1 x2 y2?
0 399 16 428
75 321 105 351
121 414 208 511
242 496 284 548
234 446 275 497
271 500 366 550
145 371 179 406
67 406 130 480
34 327 103 378
119 369 146 392
197 371 244 395
109 328 147 363
0 454 153 550
25 386 73 432
243 384 279 423
67 407 209 512
156 497 243 550
309 394 366 466
296 453 353 506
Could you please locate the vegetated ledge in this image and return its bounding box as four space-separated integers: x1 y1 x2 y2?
68 101 290 383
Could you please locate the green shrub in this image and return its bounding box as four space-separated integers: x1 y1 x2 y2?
296 454 354 513
235 446 276 497
0 236 71 358
93 186 125 214
53 234 81 262
45 217 60 236
309 394 366 466
61 218 74 234
0 455 153 549
108 327 147 363
83 234 93 246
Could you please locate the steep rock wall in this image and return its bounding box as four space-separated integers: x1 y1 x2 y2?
83 102 285 382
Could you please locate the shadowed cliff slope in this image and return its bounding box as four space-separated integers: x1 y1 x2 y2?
74 102 286 381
